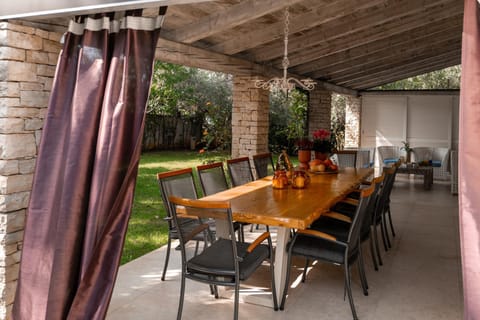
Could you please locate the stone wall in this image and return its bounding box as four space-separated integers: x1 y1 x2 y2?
308 87 332 136
0 21 61 319
345 96 361 148
231 76 269 158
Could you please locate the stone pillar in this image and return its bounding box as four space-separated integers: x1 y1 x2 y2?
345 95 362 148
0 21 61 319
308 87 332 136
231 76 269 158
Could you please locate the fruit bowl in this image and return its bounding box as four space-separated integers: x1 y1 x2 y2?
309 159 338 174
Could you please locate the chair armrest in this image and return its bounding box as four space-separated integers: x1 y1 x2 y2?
323 211 352 223
297 229 337 242
183 223 210 243
247 231 270 253
340 198 359 206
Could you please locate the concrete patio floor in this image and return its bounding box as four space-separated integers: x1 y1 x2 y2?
106 175 463 320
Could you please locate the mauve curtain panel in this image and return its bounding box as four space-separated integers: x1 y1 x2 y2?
460 1 480 319
13 8 166 320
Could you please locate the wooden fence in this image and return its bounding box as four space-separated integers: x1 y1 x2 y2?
142 114 202 151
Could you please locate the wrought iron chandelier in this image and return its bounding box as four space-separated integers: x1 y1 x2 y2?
254 7 316 93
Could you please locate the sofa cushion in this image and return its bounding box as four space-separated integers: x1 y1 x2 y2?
383 158 399 165
431 160 442 167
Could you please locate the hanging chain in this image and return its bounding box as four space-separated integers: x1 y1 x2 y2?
282 8 290 74
252 6 316 93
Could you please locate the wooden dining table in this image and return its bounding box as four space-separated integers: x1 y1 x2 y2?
200 167 374 305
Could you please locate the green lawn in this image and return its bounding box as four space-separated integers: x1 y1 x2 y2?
121 150 229 265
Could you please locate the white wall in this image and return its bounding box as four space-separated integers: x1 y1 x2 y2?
361 92 459 150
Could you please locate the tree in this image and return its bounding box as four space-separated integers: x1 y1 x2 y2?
147 62 233 150
269 89 308 154
331 93 346 150
374 65 461 90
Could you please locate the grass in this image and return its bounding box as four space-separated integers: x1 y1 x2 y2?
121 150 229 265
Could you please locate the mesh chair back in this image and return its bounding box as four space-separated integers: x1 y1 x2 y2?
356 149 371 168
374 166 395 221
252 152 274 179
170 196 236 247
363 147 376 167
362 174 384 235
197 162 229 196
227 157 254 186
384 162 399 200
332 150 357 168
347 183 375 253
157 168 199 230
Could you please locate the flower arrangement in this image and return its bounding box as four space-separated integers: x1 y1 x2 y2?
312 129 333 153
295 137 313 151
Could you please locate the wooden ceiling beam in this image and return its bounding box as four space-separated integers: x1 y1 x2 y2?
311 31 462 81
291 14 462 75
155 37 358 96
208 0 385 55
252 0 460 62
339 50 461 89
330 41 461 84
163 0 306 43
353 58 461 90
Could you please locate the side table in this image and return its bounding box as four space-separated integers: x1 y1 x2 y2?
396 165 433 190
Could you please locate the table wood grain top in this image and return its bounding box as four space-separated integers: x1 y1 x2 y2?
201 167 373 230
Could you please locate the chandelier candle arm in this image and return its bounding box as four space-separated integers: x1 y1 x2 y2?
254 7 316 93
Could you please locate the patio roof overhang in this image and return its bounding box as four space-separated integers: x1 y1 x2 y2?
1 0 463 95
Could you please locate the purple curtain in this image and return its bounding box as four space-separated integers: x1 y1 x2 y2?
459 1 480 319
13 8 166 320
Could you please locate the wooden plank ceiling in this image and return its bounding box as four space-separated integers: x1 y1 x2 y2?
156 0 463 93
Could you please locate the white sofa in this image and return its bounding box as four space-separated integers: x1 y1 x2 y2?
377 146 404 167
412 147 451 181
377 145 451 181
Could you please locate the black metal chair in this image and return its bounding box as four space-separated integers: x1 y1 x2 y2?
168 196 278 320
252 152 275 179
197 162 245 241
227 156 254 186
227 156 267 232
384 161 399 238
379 162 400 249
312 173 384 271
197 162 230 195
157 168 212 281
280 183 375 320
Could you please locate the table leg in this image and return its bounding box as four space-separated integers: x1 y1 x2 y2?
215 221 289 308
274 227 290 301
423 170 433 190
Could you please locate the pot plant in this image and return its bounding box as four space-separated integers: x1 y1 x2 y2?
401 141 413 163
295 137 313 169
312 128 334 160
